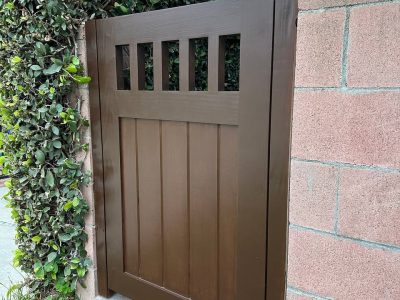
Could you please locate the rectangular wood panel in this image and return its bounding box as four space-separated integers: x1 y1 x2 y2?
120 118 140 276
161 121 189 296
137 119 163 284
189 123 218 300
218 125 238 300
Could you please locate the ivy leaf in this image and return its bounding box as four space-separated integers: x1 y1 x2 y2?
33 261 42 272
72 197 80 207
46 170 55 187
56 104 63 113
52 126 60 135
30 65 42 71
72 56 80 66
44 262 55 272
47 252 57 262
72 75 92 84
4 180 12 189
5 2 14 9
11 56 22 65
53 140 62 149
64 265 71 277
65 64 78 73
43 64 62 75
32 236 42 243
35 42 47 56
63 201 73 211
77 268 86 278
117 5 129 13
35 268 45 280
35 150 45 164
59 233 71 242
71 258 80 264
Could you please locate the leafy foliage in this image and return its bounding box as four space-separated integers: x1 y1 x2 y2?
0 0 107 299
223 35 240 91
112 0 210 15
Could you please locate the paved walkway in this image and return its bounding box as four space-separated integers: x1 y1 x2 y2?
0 187 23 296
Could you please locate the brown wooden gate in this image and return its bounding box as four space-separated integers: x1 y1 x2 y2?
86 0 297 299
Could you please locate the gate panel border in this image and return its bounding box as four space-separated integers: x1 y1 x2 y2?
86 0 297 298
267 1 298 299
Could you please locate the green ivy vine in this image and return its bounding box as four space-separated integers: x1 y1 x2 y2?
0 0 237 299
0 1 106 299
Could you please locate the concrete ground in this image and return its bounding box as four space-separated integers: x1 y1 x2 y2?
0 187 23 296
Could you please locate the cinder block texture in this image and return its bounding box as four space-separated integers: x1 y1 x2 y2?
291 91 400 168
347 3 400 87
295 10 345 87
287 229 400 299
339 169 400 246
289 161 338 231
299 0 380 10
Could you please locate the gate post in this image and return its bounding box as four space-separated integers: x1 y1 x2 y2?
85 20 112 297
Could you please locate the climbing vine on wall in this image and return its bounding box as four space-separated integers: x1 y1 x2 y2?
0 1 106 299
0 0 237 299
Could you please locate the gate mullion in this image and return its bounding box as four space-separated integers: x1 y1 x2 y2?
208 35 219 93
179 39 189 92
132 42 139 91
154 40 163 92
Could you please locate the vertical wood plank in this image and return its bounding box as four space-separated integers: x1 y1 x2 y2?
266 1 297 299
120 118 139 276
154 41 163 91
218 36 226 92
85 20 112 297
189 123 218 300
133 42 141 91
188 39 196 91
208 35 219 93
219 125 238 300
137 119 163 284
162 121 189 296
180 39 190 92
237 0 275 299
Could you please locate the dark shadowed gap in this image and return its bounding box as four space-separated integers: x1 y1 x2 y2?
138 43 154 90
116 45 131 90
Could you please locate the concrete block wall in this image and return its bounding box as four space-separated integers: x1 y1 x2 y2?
288 1 400 299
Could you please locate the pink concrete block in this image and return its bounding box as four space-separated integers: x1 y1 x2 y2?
339 169 400 246
348 3 400 87
291 91 400 169
299 0 380 10
289 161 338 231
287 228 400 299
295 10 345 87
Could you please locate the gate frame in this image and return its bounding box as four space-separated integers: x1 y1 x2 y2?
85 0 297 298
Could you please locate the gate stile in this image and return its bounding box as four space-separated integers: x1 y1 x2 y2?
86 0 297 299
